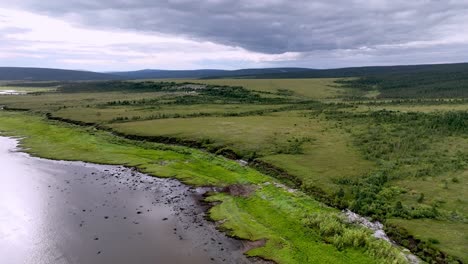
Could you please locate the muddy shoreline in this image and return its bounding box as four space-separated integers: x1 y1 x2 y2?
0 136 261 264
39 114 451 263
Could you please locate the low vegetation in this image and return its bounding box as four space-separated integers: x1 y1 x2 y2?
0 77 466 263
337 69 468 99
0 111 404 264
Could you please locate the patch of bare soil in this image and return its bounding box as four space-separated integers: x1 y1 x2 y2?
222 184 257 197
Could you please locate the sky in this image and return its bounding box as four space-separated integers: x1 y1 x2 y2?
1 0 467 71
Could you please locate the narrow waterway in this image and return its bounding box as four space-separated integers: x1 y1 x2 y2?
0 136 252 264
0 90 25 95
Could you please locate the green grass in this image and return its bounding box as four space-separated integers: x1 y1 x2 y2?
259 116 374 193
110 113 375 193
0 110 405 264
110 114 313 155
388 218 468 263
0 111 267 186
0 91 168 111
53 104 289 123
327 109 468 262
171 78 347 99
0 78 466 262
208 185 405 264
394 168 468 219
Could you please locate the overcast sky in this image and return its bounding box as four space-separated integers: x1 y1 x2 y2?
1 0 467 71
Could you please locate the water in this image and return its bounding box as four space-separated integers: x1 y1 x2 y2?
0 90 25 95
0 136 252 264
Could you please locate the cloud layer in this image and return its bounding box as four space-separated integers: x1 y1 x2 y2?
1 0 468 70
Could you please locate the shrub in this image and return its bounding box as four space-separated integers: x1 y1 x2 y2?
417 193 424 203
302 213 407 263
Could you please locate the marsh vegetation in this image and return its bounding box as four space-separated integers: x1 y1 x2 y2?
0 77 466 263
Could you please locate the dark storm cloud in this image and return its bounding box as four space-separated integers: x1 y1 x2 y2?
6 0 468 54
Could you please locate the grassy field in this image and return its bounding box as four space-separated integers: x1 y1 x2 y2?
53 104 290 124
0 91 169 111
0 111 406 264
387 218 468 262
0 78 466 263
170 78 348 99
111 112 375 194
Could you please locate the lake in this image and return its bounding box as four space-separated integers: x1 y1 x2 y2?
0 136 252 264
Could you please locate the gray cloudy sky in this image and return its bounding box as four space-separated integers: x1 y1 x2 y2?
1 0 467 71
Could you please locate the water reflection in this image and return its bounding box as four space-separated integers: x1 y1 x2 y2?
0 137 249 264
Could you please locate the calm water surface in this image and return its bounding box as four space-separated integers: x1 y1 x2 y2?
0 137 251 264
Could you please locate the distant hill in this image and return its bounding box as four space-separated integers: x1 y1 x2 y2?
2 62 467 90
111 63 468 80
212 63 468 99
110 68 311 79
333 63 468 98
0 67 121 81
235 63 468 79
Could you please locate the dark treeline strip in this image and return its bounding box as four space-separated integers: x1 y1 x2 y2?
107 101 321 123
58 81 183 93
337 69 468 98
105 88 296 105
2 81 64 87
59 81 298 105
326 109 468 134
214 62 468 79
344 98 468 105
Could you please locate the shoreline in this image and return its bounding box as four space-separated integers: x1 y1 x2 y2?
2 132 419 264
0 136 261 264
38 112 434 263
0 111 429 263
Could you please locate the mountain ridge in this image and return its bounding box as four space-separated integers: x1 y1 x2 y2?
1 62 467 81
0 67 121 81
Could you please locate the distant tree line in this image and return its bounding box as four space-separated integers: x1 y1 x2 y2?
337 69 468 98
